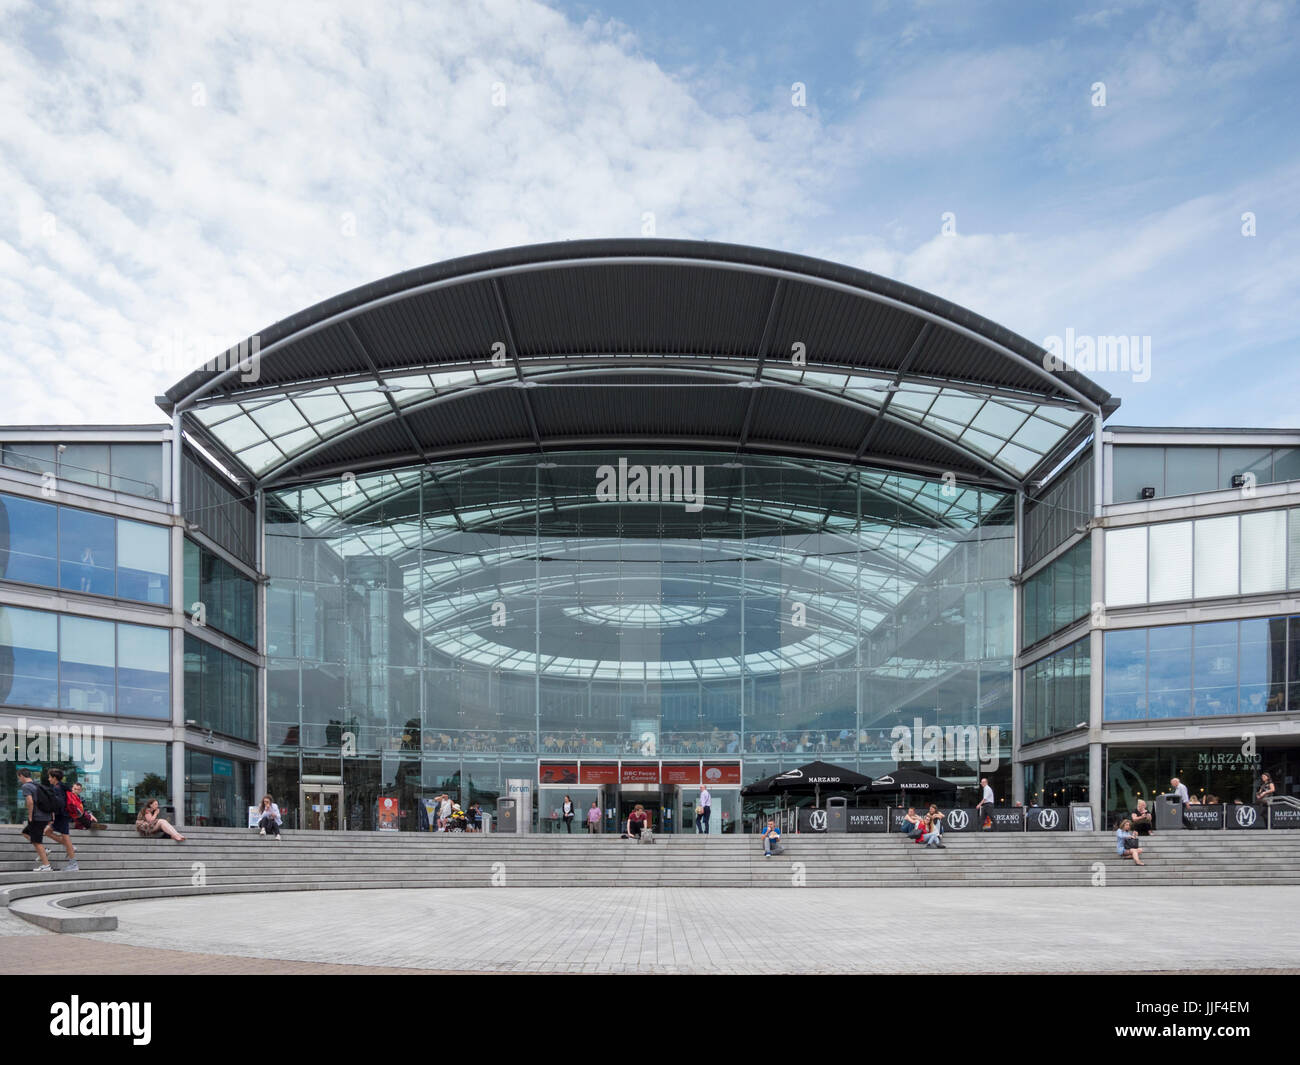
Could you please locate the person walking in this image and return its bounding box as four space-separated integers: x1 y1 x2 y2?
977 777 995 830
36 769 78 871
561 795 576 833
19 769 60 872
438 793 452 832
699 783 712 835
586 801 601 834
255 794 283 840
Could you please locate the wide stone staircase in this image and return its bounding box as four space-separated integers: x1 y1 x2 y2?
5 825 1300 933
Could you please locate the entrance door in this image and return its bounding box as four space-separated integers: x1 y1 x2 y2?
618 794 662 834
300 784 344 830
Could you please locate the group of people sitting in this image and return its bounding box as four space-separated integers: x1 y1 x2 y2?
900 805 946 848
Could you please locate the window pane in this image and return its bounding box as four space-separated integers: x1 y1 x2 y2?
1290 510 1300 590
1 443 56 476
1241 510 1286 594
1192 621 1238 716
117 624 170 719
1194 515 1238 599
1104 628 1146 720
1239 618 1287 713
1220 447 1272 490
184 539 200 612
1165 447 1218 497
0 492 58 586
116 519 170 604
1291 617 1300 714
109 443 164 500
59 507 115 595
1147 625 1192 719
1113 447 1164 502
59 443 111 491
0 605 58 708
1105 527 1147 606
60 615 115 713
1148 521 1192 602
1273 448 1300 484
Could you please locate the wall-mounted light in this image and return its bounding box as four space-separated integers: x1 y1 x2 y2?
1230 474 1247 488
1140 487 1156 500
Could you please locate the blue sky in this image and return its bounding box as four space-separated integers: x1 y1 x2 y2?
1 0 1297 429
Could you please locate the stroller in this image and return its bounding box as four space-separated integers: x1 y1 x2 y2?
446 807 469 833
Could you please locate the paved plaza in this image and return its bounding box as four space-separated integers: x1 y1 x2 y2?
5 885 1300 974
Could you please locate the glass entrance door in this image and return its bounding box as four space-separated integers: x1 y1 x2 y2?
300 784 344 829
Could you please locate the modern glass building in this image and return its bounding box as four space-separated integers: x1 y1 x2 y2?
2 240 1297 829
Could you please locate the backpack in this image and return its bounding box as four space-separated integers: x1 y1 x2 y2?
35 783 66 815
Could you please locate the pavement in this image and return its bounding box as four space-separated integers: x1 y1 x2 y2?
4 884 1300 974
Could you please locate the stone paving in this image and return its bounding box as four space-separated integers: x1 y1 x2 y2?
2 885 1294 974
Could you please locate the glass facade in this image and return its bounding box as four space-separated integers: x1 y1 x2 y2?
0 442 166 500
183 634 257 742
0 492 170 605
0 605 169 719
1021 636 1090 743
1022 540 1090 648
1022 751 1089 807
264 451 1015 825
1104 616 1295 721
184 750 254 827
1 737 170 825
1113 444 1300 502
1105 744 1299 822
184 538 257 647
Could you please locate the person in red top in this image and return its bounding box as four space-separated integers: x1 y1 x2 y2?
626 804 649 839
62 782 107 832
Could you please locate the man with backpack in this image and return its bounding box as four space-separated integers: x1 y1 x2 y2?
19 768 78 871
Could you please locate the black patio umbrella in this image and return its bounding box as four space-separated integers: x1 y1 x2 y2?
857 767 958 797
742 760 873 806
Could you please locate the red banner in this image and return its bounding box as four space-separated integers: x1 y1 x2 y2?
620 763 660 784
377 796 400 831
661 764 700 785
539 763 578 784
579 763 619 785
703 764 741 784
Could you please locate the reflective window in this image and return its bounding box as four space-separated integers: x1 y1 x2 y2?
0 738 170 825
58 508 115 595
0 443 55 476
59 615 116 714
109 443 165 499
0 605 58 708
1022 637 1090 743
117 623 170 719
59 443 111 491
1022 540 1090 648
183 538 256 646
183 633 256 742
0 493 57 585
117 520 170 604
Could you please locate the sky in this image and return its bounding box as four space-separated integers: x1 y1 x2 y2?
0 0 1297 430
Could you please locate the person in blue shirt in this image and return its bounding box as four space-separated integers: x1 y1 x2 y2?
761 818 782 857
1116 818 1145 865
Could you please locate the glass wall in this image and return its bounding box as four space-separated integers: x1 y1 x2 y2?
0 441 166 500
264 452 1016 826
1022 540 1090 648
1 737 170 824
1103 615 1295 721
184 750 254 827
184 539 257 647
1023 751 1089 807
1105 744 1297 822
0 605 169 719
1021 636 1090 743
1114 444 1300 502
183 634 257 742
1105 507 1300 607
0 492 170 605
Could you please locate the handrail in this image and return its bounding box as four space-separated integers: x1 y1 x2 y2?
0 446 161 499
1269 795 1300 810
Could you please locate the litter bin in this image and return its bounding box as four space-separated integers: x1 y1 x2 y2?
826 796 848 832
1155 793 1184 831
496 798 517 833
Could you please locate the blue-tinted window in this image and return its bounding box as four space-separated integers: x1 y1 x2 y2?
0 493 58 586
116 520 170 604
59 508 115 595
1103 628 1147 720
0 605 58 708
1147 626 1192 719
59 615 115 714
117 623 170 719
1192 621 1238 716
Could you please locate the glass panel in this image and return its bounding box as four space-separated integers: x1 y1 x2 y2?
1105 527 1147 607
1147 625 1191 719
0 605 58 708
109 443 165 499
1194 515 1239 599
60 615 116 713
0 492 58 586
1192 621 1238 717
1219 447 1272 491
116 519 170 604
117 624 170 719
1 443 56 476
59 443 111 490
1238 617 1286 713
1112 446 1164 503
1240 510 1286 594
59 507 115 595
109 741 170 824
1164 447 1218 497
1147 521 1192 602
1273 448 1300 484
1291 509 1300 590
1104 628 1146 721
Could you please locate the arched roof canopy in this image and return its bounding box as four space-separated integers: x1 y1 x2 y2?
163 239 1117 492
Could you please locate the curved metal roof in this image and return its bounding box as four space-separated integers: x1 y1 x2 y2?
163 238 1117 489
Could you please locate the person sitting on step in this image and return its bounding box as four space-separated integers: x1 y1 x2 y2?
256 794 283 840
